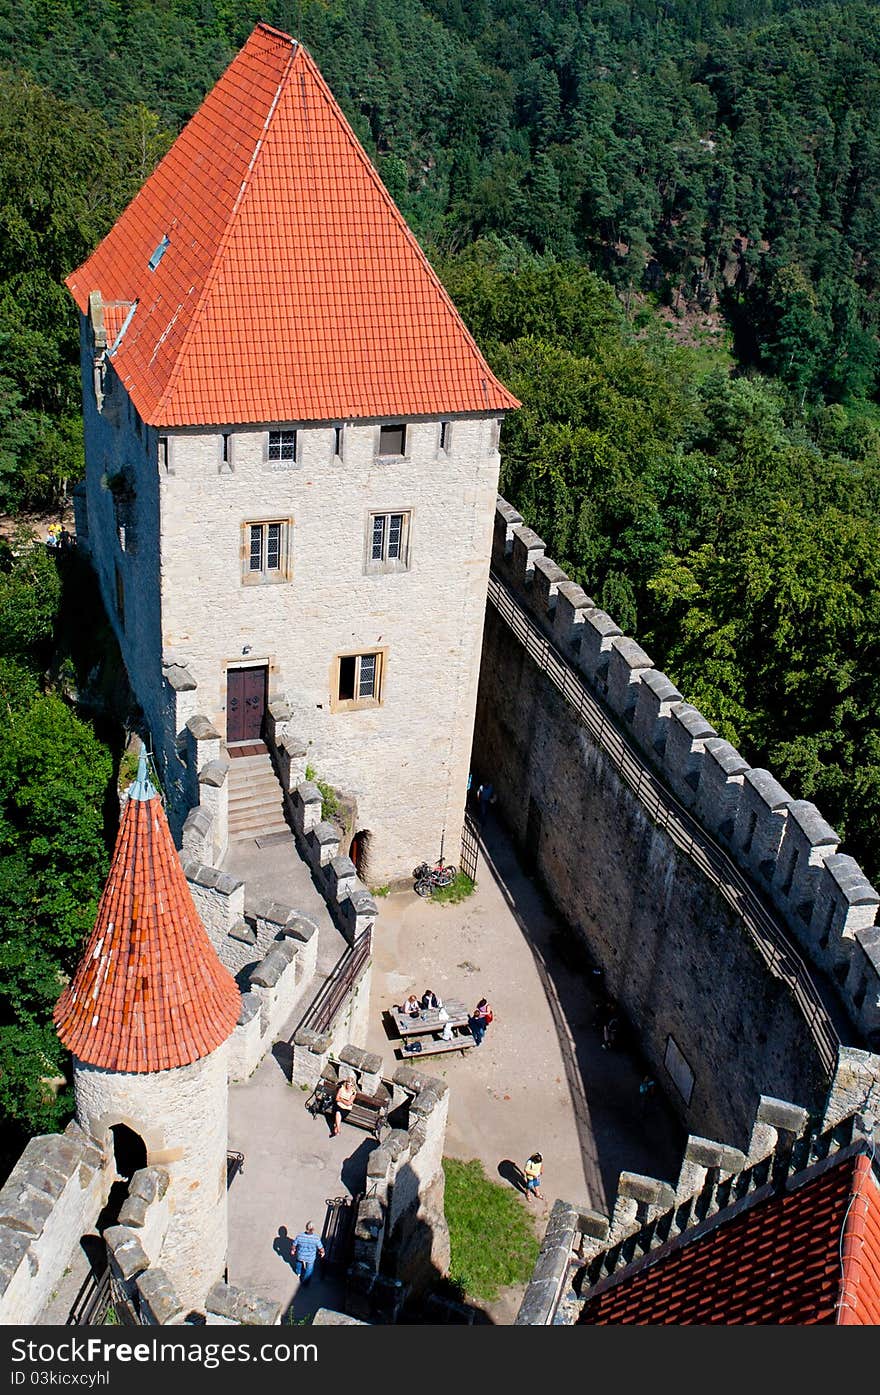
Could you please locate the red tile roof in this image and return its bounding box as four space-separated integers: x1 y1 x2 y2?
580 1150 880 1325
54 786 241 1073
65 23 519 428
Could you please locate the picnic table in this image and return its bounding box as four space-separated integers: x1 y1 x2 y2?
391 998 476 1058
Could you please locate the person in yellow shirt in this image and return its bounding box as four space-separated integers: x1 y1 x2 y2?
523 1152 544 1200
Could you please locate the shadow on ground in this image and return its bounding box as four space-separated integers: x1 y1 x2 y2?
477 813 686 1203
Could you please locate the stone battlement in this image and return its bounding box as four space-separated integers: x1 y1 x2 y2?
517 1095 875 1325
491 498 880 1045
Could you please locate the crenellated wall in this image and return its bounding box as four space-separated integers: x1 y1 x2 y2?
517 1092 877 1326
474 498 880 1146
0 1121 107 1324
488 499 880 1039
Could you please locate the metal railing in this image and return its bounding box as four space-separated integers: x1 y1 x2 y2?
66 1265 111 1326
293 926 373 1039
487 571 840 1074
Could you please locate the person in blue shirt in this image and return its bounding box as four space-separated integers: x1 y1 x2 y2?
292 1222 325 1283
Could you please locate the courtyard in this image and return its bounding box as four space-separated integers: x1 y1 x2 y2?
224 810 685 1323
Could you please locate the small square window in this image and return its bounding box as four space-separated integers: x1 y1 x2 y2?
242 519 292 584
378 423 406 457
366 510 411 572
268 429 297 463
335 651 383 708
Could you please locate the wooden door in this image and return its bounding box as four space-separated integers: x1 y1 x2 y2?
227 666 267 743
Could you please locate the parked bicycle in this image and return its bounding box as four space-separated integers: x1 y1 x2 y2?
413 856 457 896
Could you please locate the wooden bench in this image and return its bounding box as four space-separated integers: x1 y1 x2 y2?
343 1090 389 1140
400 1027 475 1059
305 1080 390 1140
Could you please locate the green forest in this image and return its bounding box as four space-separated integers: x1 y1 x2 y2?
2 0 880 1159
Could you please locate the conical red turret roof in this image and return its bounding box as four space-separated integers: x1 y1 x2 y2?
65 23 519 428
54 753 240 1072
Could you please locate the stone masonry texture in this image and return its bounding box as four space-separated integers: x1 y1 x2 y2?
474 603 829 1150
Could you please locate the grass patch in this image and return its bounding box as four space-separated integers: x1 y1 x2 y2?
430 871 475 905
305 762 340 822
117 748 140 791
442 1157 539 1302
372 883 390 897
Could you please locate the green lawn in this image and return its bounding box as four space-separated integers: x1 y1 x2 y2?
442 1157 540 1303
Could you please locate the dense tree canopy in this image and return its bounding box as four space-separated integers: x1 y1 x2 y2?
0 542 113 1169
441 244 880 882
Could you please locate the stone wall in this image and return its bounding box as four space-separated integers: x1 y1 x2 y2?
74 1043 230 1313
151 414 502 879
0 1121 107 1324
75 324 183 822
482 498 880 1043
517 1096 873 1326
345 1060 451 1320
474 498 880 1147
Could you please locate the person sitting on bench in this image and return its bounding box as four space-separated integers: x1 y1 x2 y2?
401 994 421 1017
421 989 442 1010
331 1075 358 1136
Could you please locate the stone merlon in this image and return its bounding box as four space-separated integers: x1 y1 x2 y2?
787 801 839 847
744 768 791 811
824 855 880 907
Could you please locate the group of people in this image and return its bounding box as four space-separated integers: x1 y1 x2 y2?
45 523 73 552
398 990 494 1047
400 989 441 1016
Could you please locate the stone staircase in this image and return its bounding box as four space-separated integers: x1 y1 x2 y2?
226 751 290 842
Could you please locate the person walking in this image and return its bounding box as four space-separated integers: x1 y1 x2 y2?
469 997 493 1046
523 1153 544 1201
639 1075 656 1118
292 1221 325 1284
476 781 495 827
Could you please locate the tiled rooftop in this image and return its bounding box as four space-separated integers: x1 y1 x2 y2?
65 23 519 428
579 1148 880 1325
54 786 241 1072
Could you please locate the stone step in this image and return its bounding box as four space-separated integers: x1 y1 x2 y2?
227 783 285 806
228 822 291 841
226 752 276 770
228 803 288 826
227 814 288 837
227 766 278 783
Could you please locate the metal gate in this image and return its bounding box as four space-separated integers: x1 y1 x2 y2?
460 813 479 882
67 1265 111 1325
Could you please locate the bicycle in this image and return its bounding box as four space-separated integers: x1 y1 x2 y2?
413 856 457 896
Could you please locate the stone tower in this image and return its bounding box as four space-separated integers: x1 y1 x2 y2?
65 22 519 879
53 748 241 1311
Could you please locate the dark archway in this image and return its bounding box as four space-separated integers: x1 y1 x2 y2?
349 829 371 880
112 1123 147 1181
95 1124 149 1233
